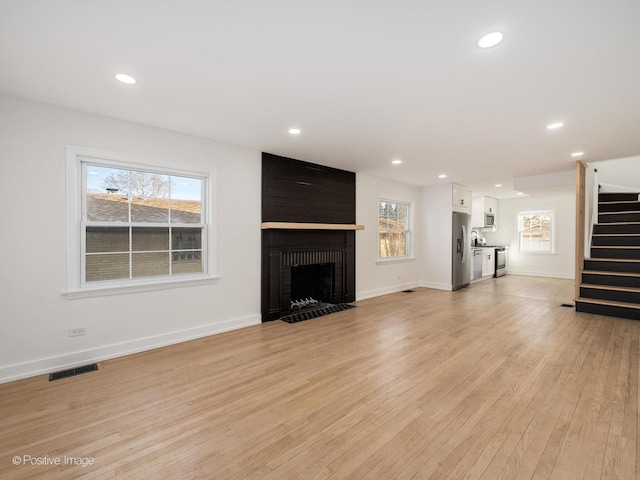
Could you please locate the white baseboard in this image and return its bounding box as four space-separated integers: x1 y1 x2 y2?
506 270 575 280
356 283 420 301
418 281 453 291
0 314 261 385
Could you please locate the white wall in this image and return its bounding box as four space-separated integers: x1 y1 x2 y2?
419 183 454 290
593 155 640 191
482 194 575 279
355 173 421 300
0 96 262 383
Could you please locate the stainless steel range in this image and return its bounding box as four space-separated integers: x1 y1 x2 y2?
494 246 507 277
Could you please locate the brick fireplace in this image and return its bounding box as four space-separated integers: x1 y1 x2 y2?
260 153 359 322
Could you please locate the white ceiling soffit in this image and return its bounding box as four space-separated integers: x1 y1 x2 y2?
513 171 576 196
0 1 639 195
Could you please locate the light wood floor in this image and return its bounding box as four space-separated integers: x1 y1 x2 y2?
1 276 638 479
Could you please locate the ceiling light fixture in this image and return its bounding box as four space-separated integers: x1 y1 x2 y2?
494 184 502 187
288 128 301 135
392 159 402 165
115 73 136 85
571 151 584 157
438 174 447 178
478 32 504 48
516 192 524 195
546 122 564 130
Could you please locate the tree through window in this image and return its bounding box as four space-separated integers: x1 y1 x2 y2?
378 200 411 258
83 163 206 283
518 209 554 253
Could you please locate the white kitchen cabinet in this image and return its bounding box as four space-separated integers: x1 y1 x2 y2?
452 183 471 213
471 196 499 230
484 196 498 215
481 248 495 277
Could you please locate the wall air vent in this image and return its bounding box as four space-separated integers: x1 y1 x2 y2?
49 363 98 381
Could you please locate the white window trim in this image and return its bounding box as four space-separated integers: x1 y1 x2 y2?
377 197 414 261
517 208 556 254
64 145 219 299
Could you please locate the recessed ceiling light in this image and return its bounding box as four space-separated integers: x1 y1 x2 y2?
516 192 524 195
478 32 504 48
438 174 447 179
115 73 136 85
571 151 584 157
547 122 564 130
392 159 402 165
494 184 502 187
288 128 301 135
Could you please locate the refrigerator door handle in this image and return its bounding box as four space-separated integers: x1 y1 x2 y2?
461 224 467 263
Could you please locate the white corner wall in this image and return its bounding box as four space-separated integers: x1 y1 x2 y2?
419 184 454 290
483 194 575 279
355 173 421 300
0 96 262 383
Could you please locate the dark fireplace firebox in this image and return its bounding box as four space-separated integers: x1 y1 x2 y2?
291 263 335 305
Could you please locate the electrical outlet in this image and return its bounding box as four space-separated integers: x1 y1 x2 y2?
69 327 87 337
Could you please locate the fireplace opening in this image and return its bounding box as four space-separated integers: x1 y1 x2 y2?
291 263 335 310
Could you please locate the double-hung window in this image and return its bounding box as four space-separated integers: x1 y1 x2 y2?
378 199 412 259
66 146 217 296
518 209 554 253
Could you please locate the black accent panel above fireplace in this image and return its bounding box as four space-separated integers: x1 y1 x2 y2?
261 153 357 322
262 153 355 224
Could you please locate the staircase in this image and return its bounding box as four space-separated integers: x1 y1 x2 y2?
576 191 640 320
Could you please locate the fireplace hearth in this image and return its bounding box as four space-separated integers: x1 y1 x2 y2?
280 302 356 324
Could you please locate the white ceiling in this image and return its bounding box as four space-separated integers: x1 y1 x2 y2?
1 1 639 198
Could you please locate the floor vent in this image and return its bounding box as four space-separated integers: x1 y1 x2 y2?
402 290 415 293
49 363 98 382
560 303 575 308
281 303 355 324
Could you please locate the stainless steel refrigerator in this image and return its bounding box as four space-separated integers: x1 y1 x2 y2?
452 212 471 290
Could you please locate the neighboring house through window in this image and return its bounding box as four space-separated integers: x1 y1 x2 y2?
378 199 412 259
518 209 554 253
65 146 218 297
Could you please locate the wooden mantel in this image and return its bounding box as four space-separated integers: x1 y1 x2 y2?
261 222 364 231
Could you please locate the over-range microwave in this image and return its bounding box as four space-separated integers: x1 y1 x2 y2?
484 213 496 227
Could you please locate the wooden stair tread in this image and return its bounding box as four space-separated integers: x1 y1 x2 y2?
591 245 640 249
575 297 640 310
594 222 640 226
580 283 640 293
592 233 640 237
582 270 640 277
599 212 640 215
585 257 640 262
598 200 640 204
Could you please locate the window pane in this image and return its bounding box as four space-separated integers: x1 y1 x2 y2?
172 254 203 274
379 232 407 257
171 176 201 199
86 227 129 253
129 170 169 198
132 227 169 251
521 232 551 252
172 228 202 250
86 253 129 282
87 194 130 222
171 200 202 224
131 197 170 223
132 252 170 278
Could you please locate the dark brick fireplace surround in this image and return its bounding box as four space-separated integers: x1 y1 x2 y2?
261 153 357 322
